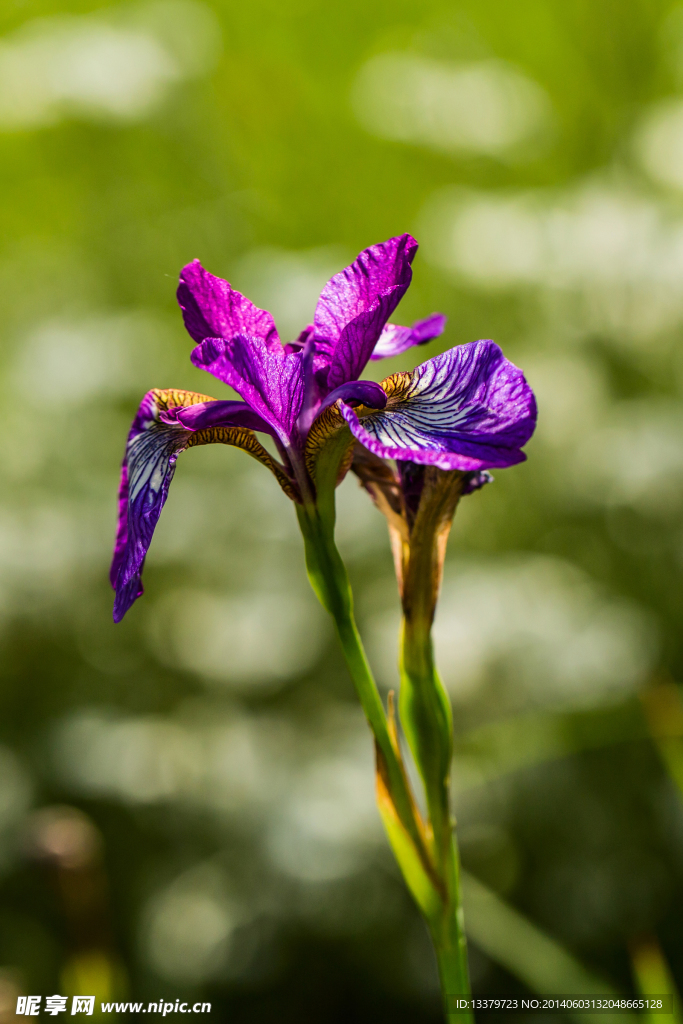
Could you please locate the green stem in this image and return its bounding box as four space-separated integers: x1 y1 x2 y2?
400 619 453 872
295 502 431 868
431 837 472 1021
296 502 386 735
296 498 472 1022
397 470 472 1017
403 623 472 1019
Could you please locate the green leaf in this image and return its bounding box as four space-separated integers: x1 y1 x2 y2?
462 872 631 1024
375 740 442 921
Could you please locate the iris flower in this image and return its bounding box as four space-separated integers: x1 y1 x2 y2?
110 234 536 622
109 234 537 1011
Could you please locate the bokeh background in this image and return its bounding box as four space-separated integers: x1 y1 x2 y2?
2 0 683 1019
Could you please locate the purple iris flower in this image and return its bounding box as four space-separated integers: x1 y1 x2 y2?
111 234 536 622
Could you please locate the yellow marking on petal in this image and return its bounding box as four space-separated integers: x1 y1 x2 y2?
379 371 412 406
150 388 216 416
187 426 299 501
142 390 299 500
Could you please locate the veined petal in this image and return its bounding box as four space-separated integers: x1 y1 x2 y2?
313 234 418 390
370 313 446 361
191 335 304 445
178 260 281 350
339 342 537 472
111 388 296 622
111 388 212 618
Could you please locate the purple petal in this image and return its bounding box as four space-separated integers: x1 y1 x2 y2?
162 400 273 434
370 313 447 360
111 391 197 622
178 260 281 350
339 341 537 472
313 234 418 390
110 461 131 591
316 380 387 417
112 389 301 621
191 336 304 445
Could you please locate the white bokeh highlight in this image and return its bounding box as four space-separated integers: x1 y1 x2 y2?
0 0 220 129
149 588 330 689
142 862 245 983
634 98 683 191
351 53 552 159
420 180 683 340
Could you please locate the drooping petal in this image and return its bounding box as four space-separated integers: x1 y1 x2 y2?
339 341 537 472
111 389 207 621
177 260 281 350
111 388 297 622
191 335 305 446
110 461 132 591
370 313 446 361
313 234 418 390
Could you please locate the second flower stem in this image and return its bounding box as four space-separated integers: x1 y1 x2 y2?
402 621 472 1019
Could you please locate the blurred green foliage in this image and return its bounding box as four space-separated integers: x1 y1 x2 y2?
1 0 683 1019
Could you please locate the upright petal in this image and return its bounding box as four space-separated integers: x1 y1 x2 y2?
339 342 537 472
313 234 418 390
191 335 304 446
178 260 281 350
111 388 297 622
370 314 447 361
